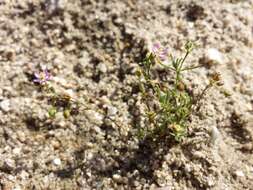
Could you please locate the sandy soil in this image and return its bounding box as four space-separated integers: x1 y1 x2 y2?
0 0 253 189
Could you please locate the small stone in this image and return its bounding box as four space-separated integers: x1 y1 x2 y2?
192 151 204 159
54 112 66 127
85 110 104 125
184 164 191 172
53 76 68 86
51 140 60 149
6 51 15 61
97 63 107 73
64 89 75 98
0 99 11 112
53 158 61 166
17 131 26 143
107 105 118 116
3 158 15 171
56 0 66 9
20 170 29 180
210 126 221 145
46 0 66 13
86 171 92 177
202 48 223 67
13 147 21 155
13 187 22 190
234 170 245 178
207 179 215 187
113 174 126 183
86 152 93 160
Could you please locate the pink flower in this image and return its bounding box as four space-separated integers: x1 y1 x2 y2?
152 43 168 61
33 69 51 85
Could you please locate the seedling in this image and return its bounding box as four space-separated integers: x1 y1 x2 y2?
33 68 83 118
137 41 222 141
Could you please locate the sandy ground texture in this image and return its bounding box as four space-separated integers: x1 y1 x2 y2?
0 0 253 189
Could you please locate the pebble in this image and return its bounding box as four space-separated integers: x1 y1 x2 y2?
17 131 26 143
6 50 15 61
207 178 215 187
53 158 61 166
13 147 21 155
13 187 22 190
234 170 245 178
192 151 205 159
51 140 61 149
204 48 223 66
54 112 66 127
20 170 29 180
184 164 191 173
85 152 93 160
0 99 11 112
4 158 16 171
210 125 221 145
107 105 118 116
97 63 107 73
85 110 104 125
112 174 126 184
46 0 66 13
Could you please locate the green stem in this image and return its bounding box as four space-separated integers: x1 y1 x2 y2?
178 51 190 71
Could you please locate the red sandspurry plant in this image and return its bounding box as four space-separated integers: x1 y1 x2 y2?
33 67 81 118
32 67 118 123
137 41 223 141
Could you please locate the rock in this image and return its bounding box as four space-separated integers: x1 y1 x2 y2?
192 151 205 159
64 89 75 98
112 174 127 184
13 187 22 190
52 158 61 166
3 158 16 172
0 99 11 112
45 0 66 13
234 170 245 178
13 147 21 155
97 63 107 73
207 178 215 187
86 152 93 160
54 112 66 127
210 125 221 145
85 110 104 125
51 140 61 149
184 164 191 172
107 105 118 116
17 131 26 143
202 48 223 67
6 51 15 61
20 170 29 180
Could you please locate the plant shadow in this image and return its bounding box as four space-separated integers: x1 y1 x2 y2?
89 133 177 186
52 133 176 188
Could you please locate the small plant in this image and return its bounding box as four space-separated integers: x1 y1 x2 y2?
33 67 83 119
137 41 222 141
32 67 117 125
